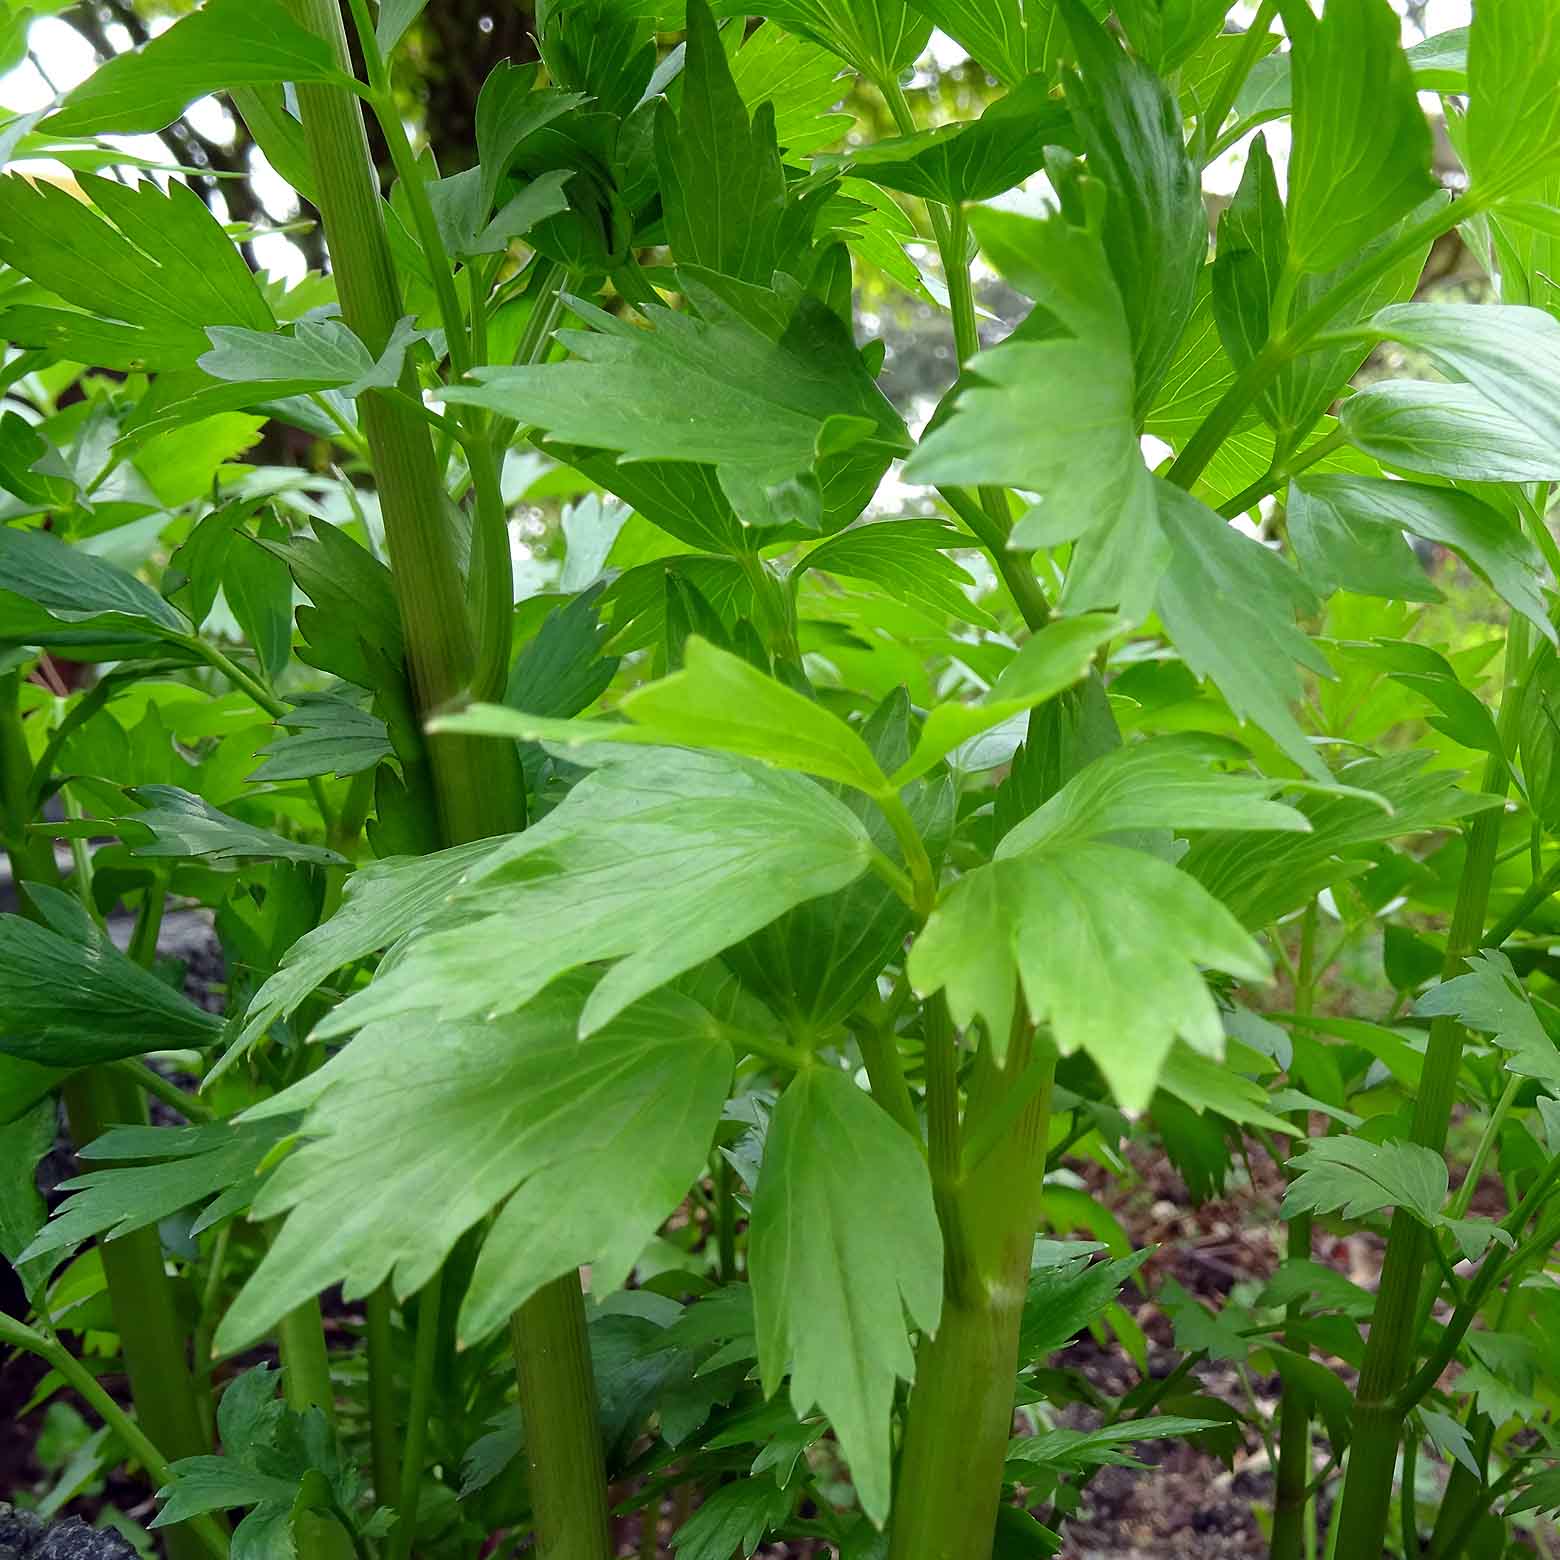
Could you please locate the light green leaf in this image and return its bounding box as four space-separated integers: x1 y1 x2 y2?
1466 0 1560 199
814 77 1072 206
909 842 1267 1108
997 733 1311 858
0 173 273 371
1212 131 1285 377
798 519 995 629
0 524 186 634
45 0 352 137
1288 473 1553 641
311 747 877 1042
901 0 1085 85
1367 302 1560 453
1340 379 1560 482
1006 1416 1219 1473
1154 482 1331 781
1157 1044 1296 1136
1283 0 1435 273
1421 1408 1481 1478
219 981 731 1351
435 636 891 795
724 0 931 80
749 1067 942 1526
118 786 346 867
728 21 852 156
377 0 428 53
1283 1135 1516 1260
905 207 1160 610
892 613 1124 786
441 272 907 533
1416 949 1560 1087
1405 26 1467 90
0 886 222 1066
20 1116 298 1267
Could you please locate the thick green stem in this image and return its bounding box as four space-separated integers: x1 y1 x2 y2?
510 1275 613 1560
365 1286 401 1504
389 1278 441 1560
281 8 607 1556
889 1023 1058 1560
1331 621 1529 1560
857 1019 920 1140
1272 903 1318 1560
62 1069 214 1560
278 1298 356 1560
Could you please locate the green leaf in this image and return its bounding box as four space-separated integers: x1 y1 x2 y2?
45 0 352 136
1060 0 1205 410
1114 0 1231 73
749 1067 942 1526
1156 1043 1296 1136
1416 949 1560 1088
1283 1136 1515 1259
1288 474 1553 641
909 840 1267 1108
118 786 346 867
657 0 787 285
905 207 1159 611
0 887 222 1066
0 524 186 635
815 77 1073 206
798 519 995 629
996 733 1310 858
671 1479 794 1560
218 980 731 1351
1006 1416 1218 1474
250 697 393 783
437 637 891 795
1212 132 1285 376
1283 0 1435 274
471 64 588 216
1154 482 1331 781
19 1115 298 1266
0 1098 55 1297
1340 379 1560 482
442 272 908 533
901 0 1083 85
215 834 506 1082
1466 0 1560 199
0 173 273 371
223 526 293 685
727 22 853 156
1021 1244 1151 1362
377 0 428 53
153 1461 302 1525
1366 302 1560 454
892 613 1124 786
311 747 877 1042
727 0 931 80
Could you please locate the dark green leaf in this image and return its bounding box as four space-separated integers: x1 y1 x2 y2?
1021 1244 1151 1362
222 527 293 686
0 1098 55 1297
249 696 393 782
1006 1416 1218 1473
0 887 222 1066
671 1479 793 1560
0 524 186 635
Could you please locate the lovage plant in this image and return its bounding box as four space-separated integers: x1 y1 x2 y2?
4 0 1560 1557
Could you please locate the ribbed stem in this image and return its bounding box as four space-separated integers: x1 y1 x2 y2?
1272 901 1318 1560
1331 620 1530 1560
889 1023 1057 1560
365 1285 400 1504
62 1069 214 1560
510 1276 613 1559
278 7 606 1554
